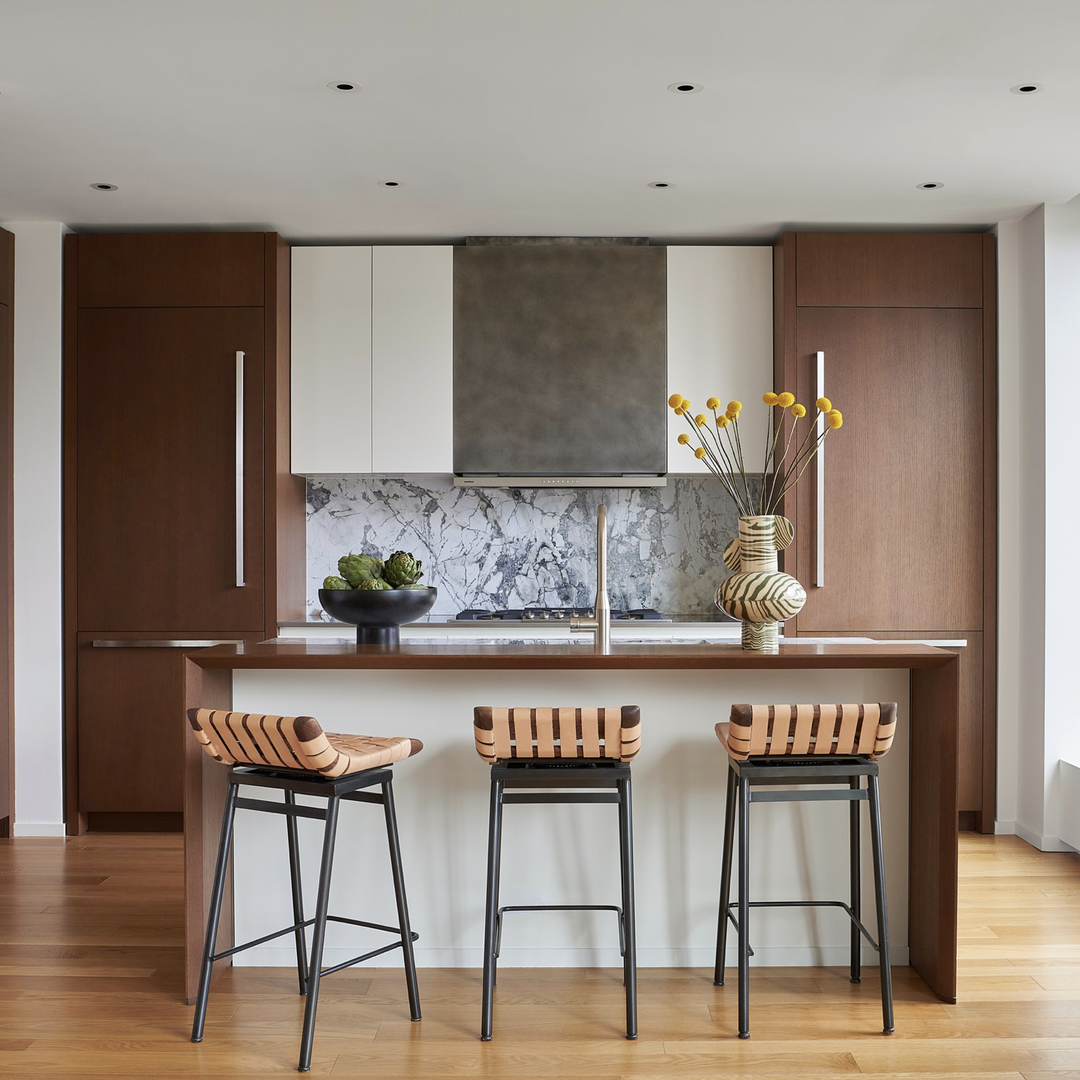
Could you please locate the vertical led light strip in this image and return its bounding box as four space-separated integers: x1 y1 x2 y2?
815 350 825 587
235 350 245 587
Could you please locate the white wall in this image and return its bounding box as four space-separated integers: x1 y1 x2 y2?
1 222 66 836
996 196 1080 849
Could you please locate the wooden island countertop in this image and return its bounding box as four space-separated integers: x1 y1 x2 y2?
182 640 960 1002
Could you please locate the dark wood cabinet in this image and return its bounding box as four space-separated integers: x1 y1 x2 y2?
76 307 266 632
775 231 996 830
64 232 305 830
792 306 984 632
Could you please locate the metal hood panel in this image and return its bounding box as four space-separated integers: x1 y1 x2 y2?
453 241 667 482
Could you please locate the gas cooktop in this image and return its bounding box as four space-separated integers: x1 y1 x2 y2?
456 607 665 622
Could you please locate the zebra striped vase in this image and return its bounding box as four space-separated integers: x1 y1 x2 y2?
715 515 807 653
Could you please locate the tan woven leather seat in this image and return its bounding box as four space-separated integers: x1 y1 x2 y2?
187 708 422 777
473 705 641 763
716 702 896 761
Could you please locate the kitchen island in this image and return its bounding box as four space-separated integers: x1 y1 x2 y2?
182 640 959 1004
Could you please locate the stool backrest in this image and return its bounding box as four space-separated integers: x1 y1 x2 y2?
188 708 343 775
724 703 897 760
473 706 641 763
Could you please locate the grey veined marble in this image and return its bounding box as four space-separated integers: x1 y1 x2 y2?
306 476 761 619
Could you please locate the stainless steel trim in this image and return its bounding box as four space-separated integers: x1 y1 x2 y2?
815 350 825 587
91 640 245 648
453 475 667 488
235 350 246 588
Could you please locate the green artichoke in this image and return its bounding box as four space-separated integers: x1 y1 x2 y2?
358 577 393 591
383 551 423 587
396 583 429 590
338 552 383 587
322 575 351 591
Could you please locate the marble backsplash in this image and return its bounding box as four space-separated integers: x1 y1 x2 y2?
306 476 760 619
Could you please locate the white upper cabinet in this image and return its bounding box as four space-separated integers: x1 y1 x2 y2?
291 246 453 475
666 247 773 475
291 247 373 474
371 246 453 474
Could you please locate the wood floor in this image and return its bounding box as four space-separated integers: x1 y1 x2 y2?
1 832 1079 1077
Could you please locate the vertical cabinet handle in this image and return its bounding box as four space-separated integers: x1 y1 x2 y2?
235 350 246 588
815 350 825 588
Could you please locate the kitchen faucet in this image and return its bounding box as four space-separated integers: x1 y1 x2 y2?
570 504 611 654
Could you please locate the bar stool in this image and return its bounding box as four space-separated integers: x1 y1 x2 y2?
187 708 423 1073
714 702 897 1039
473 705 640 1041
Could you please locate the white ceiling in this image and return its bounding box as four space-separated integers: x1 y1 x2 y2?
2 0 1078 242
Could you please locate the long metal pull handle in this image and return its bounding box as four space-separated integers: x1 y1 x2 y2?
815 350 825 587
235 350 246 588
92 640 245 648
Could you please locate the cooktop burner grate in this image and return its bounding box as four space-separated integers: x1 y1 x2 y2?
456 607 664 622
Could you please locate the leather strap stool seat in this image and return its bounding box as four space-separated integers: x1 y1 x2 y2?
187 708 423 1073
714 702 897 1039
473 705 641 1040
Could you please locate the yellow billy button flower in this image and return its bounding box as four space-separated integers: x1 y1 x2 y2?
668 393 684 409
695 413 708 427
694 446 707 459
827 409 843 429
706 397 720 410
727 400 742 415
777 392 795 408
791 403 806 418
763 392 779 406
816 396 832 412
677 433 690 445
716 415 730 428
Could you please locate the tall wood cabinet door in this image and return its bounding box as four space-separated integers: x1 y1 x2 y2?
794 307 984 632
76 308 266 632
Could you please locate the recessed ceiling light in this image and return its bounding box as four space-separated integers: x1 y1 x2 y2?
1010 82 1043 95
648 182 675 188
379 180 404 187
90 183 118 191
327 80 360 92
668 82 703 94
916 182 944 190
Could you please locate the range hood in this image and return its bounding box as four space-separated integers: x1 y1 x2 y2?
453 238 668 488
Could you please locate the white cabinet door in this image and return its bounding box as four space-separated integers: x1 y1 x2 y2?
666 247 772 475
371 247 453 474
291 247 373 475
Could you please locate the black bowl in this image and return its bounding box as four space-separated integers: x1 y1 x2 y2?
318 587 438 645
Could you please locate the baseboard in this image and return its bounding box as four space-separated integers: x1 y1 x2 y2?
12 822 66 837
1012 820 1071 852
236 944 911 969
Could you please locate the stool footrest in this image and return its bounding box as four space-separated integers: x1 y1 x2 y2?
212 917 418 963
320 934 419 978
495 904 627 959
726 900 881 951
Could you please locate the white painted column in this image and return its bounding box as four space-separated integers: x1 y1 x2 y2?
1 222 66 836
996 197 1080 850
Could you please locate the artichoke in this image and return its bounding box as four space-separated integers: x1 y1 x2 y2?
383 551 423 587
338 552 383 587
322 575 351 591
358 577 393 591
396 583 429 590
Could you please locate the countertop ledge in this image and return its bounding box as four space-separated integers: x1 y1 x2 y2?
190 640 956 671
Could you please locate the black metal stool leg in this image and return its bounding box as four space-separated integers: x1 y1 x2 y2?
849 777 861 984
618 774 638 1040
480 775 504 1041
714 764 737 985
737 774 751 1039
297 794 341 1072
382 775 422 1021
284 791 310 997
867 773 894 1035
191 780 240 1043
